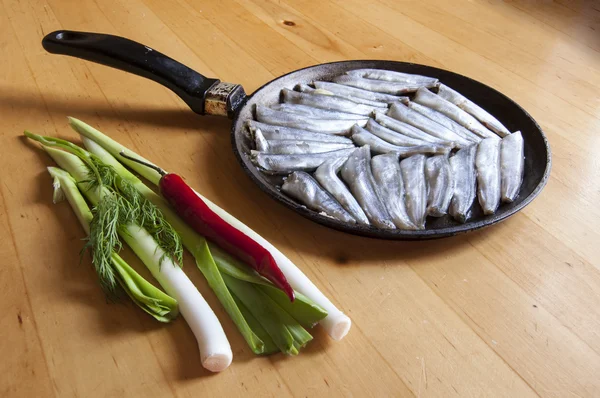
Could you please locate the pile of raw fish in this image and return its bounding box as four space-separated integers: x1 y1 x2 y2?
248 69 525 230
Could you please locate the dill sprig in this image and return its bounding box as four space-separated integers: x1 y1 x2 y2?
25 131 184 294
86 192 123 297
86 156 183 267
117 176 184 266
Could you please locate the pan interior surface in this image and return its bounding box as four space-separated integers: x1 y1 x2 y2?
231 60 550 240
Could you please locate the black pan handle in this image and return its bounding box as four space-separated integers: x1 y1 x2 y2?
42 30 246 117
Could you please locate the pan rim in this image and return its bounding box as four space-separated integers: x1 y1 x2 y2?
230 60 552 240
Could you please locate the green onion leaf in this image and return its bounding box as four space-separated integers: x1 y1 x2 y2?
258 285 328 329
111 252 179 322
232 295 279 355
259 289 314 349
210 244 268 285
192 241 266 354
223 273 295 355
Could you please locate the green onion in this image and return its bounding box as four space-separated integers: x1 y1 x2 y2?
223 274 315 355
193 245 327 327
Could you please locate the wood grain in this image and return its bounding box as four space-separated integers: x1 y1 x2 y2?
1 0 599 396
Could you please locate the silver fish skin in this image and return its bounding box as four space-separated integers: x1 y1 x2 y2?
306 82 392 107
400 154 428 230
341 146 396 229
251 147 355 174
425 155 454 217
282 88 378 116
475 138 501 215
282 171 356 223
407 101 481 144
298 85 338 96
371 153 418 230
413 87 498 140
314 81 409 104
365 119 430 147
256 139 354 155
351 125 451 156
313 88 335 96
449 145 477 223
315 157 370 225
270 103 366 120
246 121 353 144
253 128 269 152
256 105 366 134
388 103 471 148
373 112 448 145
437 84 510 137
500 131 525 203
346 68 439 88
332 75 423 95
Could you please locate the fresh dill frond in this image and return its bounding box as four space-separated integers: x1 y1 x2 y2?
87 192 123 297
119 177 183 267
141 199 184 267
26 131 184 277
88 154 183 267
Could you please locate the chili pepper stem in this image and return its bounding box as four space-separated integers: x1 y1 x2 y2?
119 151 166 176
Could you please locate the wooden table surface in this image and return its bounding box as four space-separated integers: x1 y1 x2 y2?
2 0 599 396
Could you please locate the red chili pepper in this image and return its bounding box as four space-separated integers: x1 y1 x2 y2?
120 153 295 301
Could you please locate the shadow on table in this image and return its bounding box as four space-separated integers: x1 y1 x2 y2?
0 90 230 133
